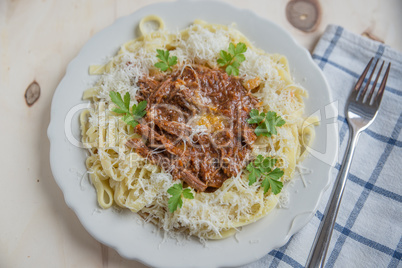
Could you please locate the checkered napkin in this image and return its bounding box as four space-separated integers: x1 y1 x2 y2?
244 25 402 268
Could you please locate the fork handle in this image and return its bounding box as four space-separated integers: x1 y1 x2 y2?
306 127 361 268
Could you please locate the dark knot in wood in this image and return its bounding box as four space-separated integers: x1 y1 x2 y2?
25 81 41 107
286 0 322 33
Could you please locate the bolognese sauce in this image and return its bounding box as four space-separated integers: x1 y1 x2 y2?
127 65 258 192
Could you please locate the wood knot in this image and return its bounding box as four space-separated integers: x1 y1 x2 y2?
286 0 322 33
25 81 41 107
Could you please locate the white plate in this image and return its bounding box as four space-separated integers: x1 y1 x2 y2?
48 1 337 267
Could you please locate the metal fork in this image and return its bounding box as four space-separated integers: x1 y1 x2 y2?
306 58 391 268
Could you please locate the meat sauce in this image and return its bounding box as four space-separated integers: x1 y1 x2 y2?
127 65 258 192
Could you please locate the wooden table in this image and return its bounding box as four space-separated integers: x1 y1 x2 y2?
1 0 401 267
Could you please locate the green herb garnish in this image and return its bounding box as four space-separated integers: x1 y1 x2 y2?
109 91 147 128
248 109 286 137
167 183 194 213
246 155 284 194
217 42 247 76
154 49 178 72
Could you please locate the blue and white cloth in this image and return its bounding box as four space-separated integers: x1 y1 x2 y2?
245 25 402 268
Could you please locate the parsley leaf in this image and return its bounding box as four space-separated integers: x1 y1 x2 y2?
247 109 265 124
225 65 238 76
247 162 261 185
235 42 247 54
167 183 194 213
265 111 286 136
217 42 247 76
154 49 177 72
110 91 129 113
246 155 284 195
109 91 147 128
261 168 284 194
248 109 286 137
182 188 194 199
132 100 147 120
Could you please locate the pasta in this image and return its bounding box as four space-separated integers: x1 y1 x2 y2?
80 16 316 239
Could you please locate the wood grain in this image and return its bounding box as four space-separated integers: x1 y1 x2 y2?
0 0 401 267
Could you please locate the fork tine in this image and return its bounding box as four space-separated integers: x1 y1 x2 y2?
354 57 374 91
367 61 384 104
359 58 378 102
374 62 391 105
